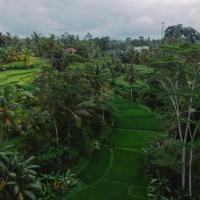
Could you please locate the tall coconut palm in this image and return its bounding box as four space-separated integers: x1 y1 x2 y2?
31 32 41 56
125 64 137 101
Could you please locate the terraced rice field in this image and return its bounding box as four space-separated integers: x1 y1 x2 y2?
0 68 40 87
65 96 163 200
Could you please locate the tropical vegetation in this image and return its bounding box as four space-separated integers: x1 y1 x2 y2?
0 24 200 199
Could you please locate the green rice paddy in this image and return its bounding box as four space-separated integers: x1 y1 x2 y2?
65 96 163 200
0 68 40 87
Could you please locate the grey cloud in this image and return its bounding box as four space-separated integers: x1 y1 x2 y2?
0 0 200 39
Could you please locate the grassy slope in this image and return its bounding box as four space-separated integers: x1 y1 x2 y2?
0 57 47 87
0 68 40 87
66 96 163 200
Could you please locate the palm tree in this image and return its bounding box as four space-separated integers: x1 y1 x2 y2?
94 93 114 138
49 34 58 59
63 100 92 146
31 32 41 56
126 64 137 101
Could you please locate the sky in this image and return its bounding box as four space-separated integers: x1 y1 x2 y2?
0 0 200 39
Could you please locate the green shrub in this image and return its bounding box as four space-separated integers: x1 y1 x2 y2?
36 145 68 173
62 53 85 67
148 171 172 200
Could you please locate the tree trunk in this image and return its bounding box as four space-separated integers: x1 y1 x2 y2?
51 48 54 60
68 120 71 146
189 147 193 197
0 125 3 144
102 109 105 138
102 109 105 122
54 121 59 146
6 125 9 141
130 84 133 101
182 145 186 191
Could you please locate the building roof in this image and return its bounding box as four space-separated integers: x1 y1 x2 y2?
64 48 77 53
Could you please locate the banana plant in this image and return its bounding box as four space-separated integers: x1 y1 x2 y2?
39 170 78 199
0 146 41 200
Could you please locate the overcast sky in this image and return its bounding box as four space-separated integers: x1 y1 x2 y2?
0 0 200 39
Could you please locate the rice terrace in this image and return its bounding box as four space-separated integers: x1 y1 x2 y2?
66 96 163 200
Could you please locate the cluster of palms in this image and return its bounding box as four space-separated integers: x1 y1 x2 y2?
0 32 19 47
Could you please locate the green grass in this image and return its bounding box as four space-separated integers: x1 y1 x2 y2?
0 57 48 87
0 69 37 77
0 68 40 87
112 96 130 104
117 107 153 117
2 57 49 70
115 102 143 110
115 116 163 131
2 61 28 69
71 156 92 174
78 147 111 184
112 97 152 117
32 57 49 66
129 185 148 199
106 149 146 186
109 129 153 149
67 179 131 200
